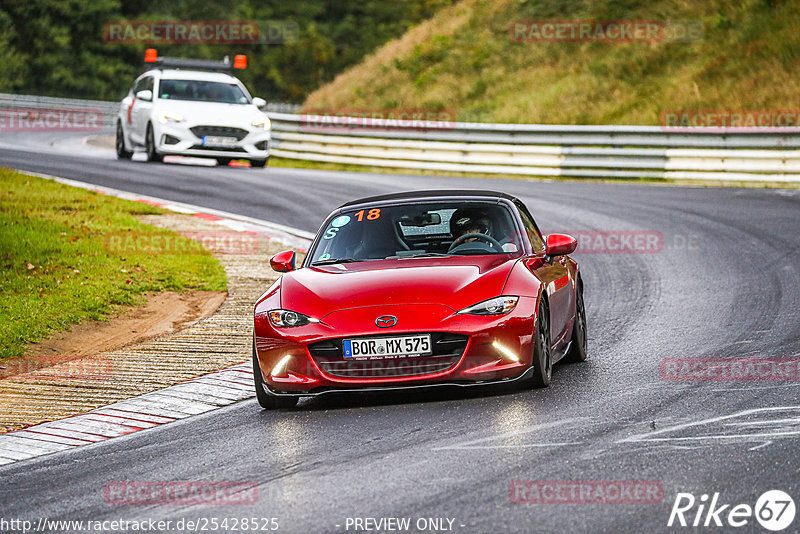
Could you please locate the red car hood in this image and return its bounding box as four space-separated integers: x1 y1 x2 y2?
281 255 518 319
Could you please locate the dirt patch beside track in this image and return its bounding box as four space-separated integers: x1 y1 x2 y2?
3 291 226 380
0 211 301 433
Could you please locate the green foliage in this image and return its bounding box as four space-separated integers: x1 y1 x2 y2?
0 168 227 359
0 0 455 102
305 0 800 125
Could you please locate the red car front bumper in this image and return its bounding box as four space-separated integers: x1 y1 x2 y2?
253 297 539 396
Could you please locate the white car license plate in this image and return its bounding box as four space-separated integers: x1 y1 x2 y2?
343 335 432 359
202 135 238 147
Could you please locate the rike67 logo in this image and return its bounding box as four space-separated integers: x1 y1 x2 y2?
668 490 795 531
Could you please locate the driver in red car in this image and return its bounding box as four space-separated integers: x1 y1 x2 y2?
450 207 520 252
450 207 494 244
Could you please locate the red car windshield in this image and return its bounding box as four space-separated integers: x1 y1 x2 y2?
309 201 524 264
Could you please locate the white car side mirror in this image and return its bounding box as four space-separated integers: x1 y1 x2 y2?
252 97 266 108
135 90 153 102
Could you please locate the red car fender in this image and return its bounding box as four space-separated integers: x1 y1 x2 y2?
254 278 282 312
503 255 578 343
502 257 545 298
501 258 547 328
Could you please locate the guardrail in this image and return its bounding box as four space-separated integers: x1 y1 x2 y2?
0 93 120 128
269 113 800 182
0 93 299 130
3 93 798 181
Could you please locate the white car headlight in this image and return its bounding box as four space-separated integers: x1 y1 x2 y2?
457 296 519 316
251 115 271 130
158 113 184 124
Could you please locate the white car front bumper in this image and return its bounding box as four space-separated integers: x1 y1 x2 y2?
155 122 270 160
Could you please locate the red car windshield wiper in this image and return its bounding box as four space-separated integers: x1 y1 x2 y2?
386 252 452 259
311 257 363 266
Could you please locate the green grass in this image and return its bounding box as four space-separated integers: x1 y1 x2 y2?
0 169 227 359
304 0 800 126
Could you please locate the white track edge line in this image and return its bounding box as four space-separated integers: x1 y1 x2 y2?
17 170 316 241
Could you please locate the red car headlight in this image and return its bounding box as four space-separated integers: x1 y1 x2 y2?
266 309 319 327
457 296 519 316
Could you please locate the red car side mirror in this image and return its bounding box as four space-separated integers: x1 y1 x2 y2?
545 234 577 256
270 250 296 272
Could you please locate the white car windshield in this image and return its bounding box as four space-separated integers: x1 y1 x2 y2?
158 80 250 104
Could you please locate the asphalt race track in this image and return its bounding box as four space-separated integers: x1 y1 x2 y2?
1 133 800 533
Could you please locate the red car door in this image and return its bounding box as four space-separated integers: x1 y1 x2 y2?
515 202 575 347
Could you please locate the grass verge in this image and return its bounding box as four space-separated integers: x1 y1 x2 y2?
0 168 227 360
304 0 800 126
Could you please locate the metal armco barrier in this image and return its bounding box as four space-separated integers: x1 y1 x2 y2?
3 94 798 181
269 113 800 182
0 93 299 130
0 93 120 128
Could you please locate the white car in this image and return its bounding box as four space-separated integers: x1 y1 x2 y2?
116 54 271 167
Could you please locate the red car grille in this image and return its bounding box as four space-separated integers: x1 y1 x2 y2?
308 333 468 379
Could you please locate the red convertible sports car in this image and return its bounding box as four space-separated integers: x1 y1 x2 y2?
252 190 586 408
